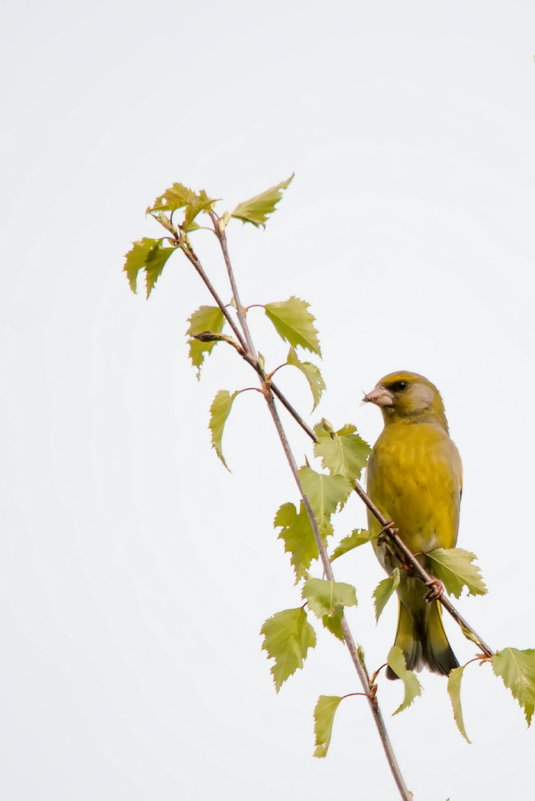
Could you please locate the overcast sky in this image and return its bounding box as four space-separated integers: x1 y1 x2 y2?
2 1 534 799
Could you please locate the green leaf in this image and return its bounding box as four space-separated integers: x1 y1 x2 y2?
260 608 316 692
286 348 325 410
122 238 175 297
274 502 319 583
144 244 175 297
387 646 422 715
123 237 160 293
330 529 372 562
313 421 371 482
183 189 217 231
373 568 400 623
492 647 535 725
426 548 487 598
298 466 352 538
321 606 345 641
264 297 321 356
148 184 216 230
230 174 294 227
313 695 343 758
447 665 472 743
149 182 197 212
208 390 238 469
302 577 357 619
186 305 225 377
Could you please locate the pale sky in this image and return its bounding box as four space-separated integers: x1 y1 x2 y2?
1 1 534 799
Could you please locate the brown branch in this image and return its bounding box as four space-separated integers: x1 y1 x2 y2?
264 391 412 801
188 219 413 801
181 243 249 354
211 211 257 359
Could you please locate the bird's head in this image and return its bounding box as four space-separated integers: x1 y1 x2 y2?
363 371 449 430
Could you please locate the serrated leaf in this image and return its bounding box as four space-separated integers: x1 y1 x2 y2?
492 647 535 725
123 238 175 297
373 568 400 623
313 695 343 758
149 182 197 212
286 348 325 410
298 466 352 538
209 390 238 469
447 665 472 742
274 502 319 583
265 297 321 356
302 577 357 619
387 646 422 715
187 306 225 377
183 189 217 230
231 174 294 227
321 606 345 641
144 244 175 297
313 421 371 482
123 237 160 293
260 608 316 691
426 548 487 598
330 529 372 562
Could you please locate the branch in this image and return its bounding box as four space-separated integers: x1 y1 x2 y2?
190 221 413 801
211 211 257 359
181 243 249 354
265 394 412 800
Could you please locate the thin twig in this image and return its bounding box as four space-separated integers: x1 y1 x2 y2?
181 244 248 353
264 393 412 801
192 220 413 801
211 211 257 359
270 382 317 440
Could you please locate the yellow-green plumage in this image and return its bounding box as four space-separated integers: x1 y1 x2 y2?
365 371 462 678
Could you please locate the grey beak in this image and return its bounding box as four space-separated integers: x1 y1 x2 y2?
363 386 395 408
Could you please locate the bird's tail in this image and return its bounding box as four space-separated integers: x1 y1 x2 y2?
386 599 459 680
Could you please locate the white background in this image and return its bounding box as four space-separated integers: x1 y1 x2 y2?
1 1 534 799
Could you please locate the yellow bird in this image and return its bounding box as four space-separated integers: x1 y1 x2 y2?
364 371 461 678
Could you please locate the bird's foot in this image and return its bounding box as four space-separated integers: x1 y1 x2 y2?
425 577 445 602
377 520 398 546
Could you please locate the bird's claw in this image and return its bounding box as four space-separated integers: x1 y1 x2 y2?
377 520 398 546
425 577 445 602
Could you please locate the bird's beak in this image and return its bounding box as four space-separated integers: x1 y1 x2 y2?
363 386 395 408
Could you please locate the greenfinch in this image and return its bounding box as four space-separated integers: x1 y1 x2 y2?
364 371 461 679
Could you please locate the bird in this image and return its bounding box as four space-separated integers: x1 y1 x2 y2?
363 371 461 679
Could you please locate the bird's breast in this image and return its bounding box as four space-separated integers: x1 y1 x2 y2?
366 422 462 555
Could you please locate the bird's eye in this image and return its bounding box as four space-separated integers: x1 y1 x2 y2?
390 380 408 392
